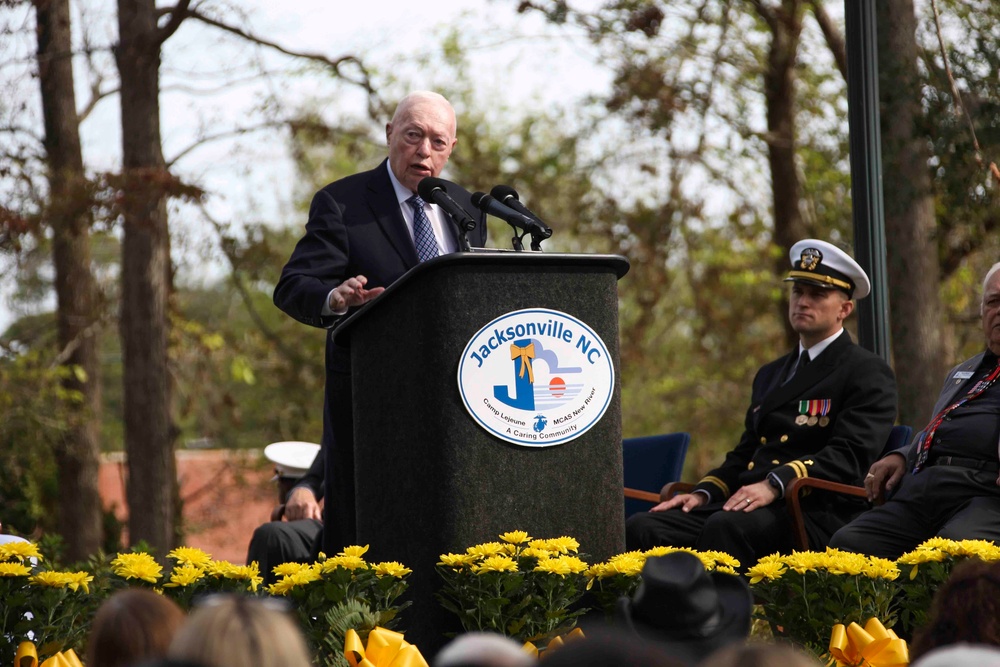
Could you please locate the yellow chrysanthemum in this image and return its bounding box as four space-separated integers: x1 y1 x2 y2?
535 558 572 576
824 551 867 576
373 561 412 578
321 555 368 572
438 553 478 568
163 563 206 587
28 572 75 588
645 546 689 558
339 545 370 558
605 554 646 577
467 542 507 558
500 531 531 544
111 553 162 583
273 562 312 578
167 547 213 568
0 562 32 577
474 555 518 573
897 549 947 565
952 540 1000 560
555 555 588 574
228 564 263 591
205 560 237 577
287 567 322 586
701 550 741 571
268 577 298 596
521 547 553 560
0 542 43 562
747 560 786 584
862 557 900 581
545 536 580 554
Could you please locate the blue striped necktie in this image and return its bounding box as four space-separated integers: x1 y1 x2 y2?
406 194 441 262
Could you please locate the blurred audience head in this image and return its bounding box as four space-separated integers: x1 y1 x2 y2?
434 632 533 667
167 594 312 667
699 641 823 667
911 643 1000 667
910 559 1000 660
85 588 186 667
539 629 683 667
616 551 752 665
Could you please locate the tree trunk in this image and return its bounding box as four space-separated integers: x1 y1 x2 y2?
760 0 807 346
115 0 177 557
877 0 945 428
34 0 103 561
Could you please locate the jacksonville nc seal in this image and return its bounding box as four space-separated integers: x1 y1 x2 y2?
457 308 615 447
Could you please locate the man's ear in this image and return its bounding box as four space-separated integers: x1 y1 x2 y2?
840 297 855 321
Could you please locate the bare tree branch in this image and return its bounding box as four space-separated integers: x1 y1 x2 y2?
178 6 377 98
156 0 192 46
165 121 283 167
808 0 846 80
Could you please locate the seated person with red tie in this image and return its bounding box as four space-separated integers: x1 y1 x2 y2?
626 240 898 572
831 262 1000 558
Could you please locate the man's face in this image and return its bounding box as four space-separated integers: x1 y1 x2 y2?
788 282 852 342
981 273 1000 354
385 98 457 192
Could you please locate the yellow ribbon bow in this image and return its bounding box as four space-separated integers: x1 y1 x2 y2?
344 627 427 667
522 627 585 658
15 642 83 667
829 617 909 667
510 343 536 384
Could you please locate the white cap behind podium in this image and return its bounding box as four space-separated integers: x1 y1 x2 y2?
263 441 320 479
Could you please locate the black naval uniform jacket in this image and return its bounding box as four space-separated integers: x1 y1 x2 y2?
693 331 898 541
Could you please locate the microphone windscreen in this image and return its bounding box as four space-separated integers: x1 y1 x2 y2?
417 176 447 200
490 184 519 202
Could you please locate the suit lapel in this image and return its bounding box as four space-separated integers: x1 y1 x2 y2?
366 160 419 268
758 331 853 418
932 353 986 415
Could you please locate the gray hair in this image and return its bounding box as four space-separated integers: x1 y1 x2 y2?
982 262 1000 313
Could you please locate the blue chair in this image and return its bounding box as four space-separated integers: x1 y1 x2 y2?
623 432 691 517
786 424 912 549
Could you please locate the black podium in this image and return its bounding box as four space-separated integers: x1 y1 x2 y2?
334 251 629 651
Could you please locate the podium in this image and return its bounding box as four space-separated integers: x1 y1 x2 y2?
334 251 629 651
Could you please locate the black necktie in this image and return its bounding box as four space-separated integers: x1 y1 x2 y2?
784 351 809 385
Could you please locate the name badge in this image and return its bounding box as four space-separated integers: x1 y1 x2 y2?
953 371 974 380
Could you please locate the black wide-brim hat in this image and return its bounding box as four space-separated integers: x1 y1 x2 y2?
615 552 753 665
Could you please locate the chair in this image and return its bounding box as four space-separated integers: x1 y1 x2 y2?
622 432 691 517
656 425 913 550
786 424 912 549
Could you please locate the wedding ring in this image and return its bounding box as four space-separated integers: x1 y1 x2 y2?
865 473 875 478
745 498 752 504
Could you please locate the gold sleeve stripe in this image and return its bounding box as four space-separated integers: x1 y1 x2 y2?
700 476 730 497
787 460 809 479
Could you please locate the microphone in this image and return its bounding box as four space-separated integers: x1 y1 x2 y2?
417 177 476 232
470 192 544 237
489 185 553 239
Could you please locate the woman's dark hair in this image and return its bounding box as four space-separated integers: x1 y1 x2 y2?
910 559 1000 660
86 588 186 667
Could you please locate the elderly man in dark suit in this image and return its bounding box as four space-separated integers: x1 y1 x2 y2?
270 91 487 556
830 262 1000 558
626 240 898 571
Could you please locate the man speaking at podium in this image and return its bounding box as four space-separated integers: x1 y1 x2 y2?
272 91 487 555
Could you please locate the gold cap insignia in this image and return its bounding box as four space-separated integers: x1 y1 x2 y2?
798 248 822 271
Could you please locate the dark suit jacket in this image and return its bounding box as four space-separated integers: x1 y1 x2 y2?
899 351 996 469
694 331 898 538
272 159 487 548
274 159 487 369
